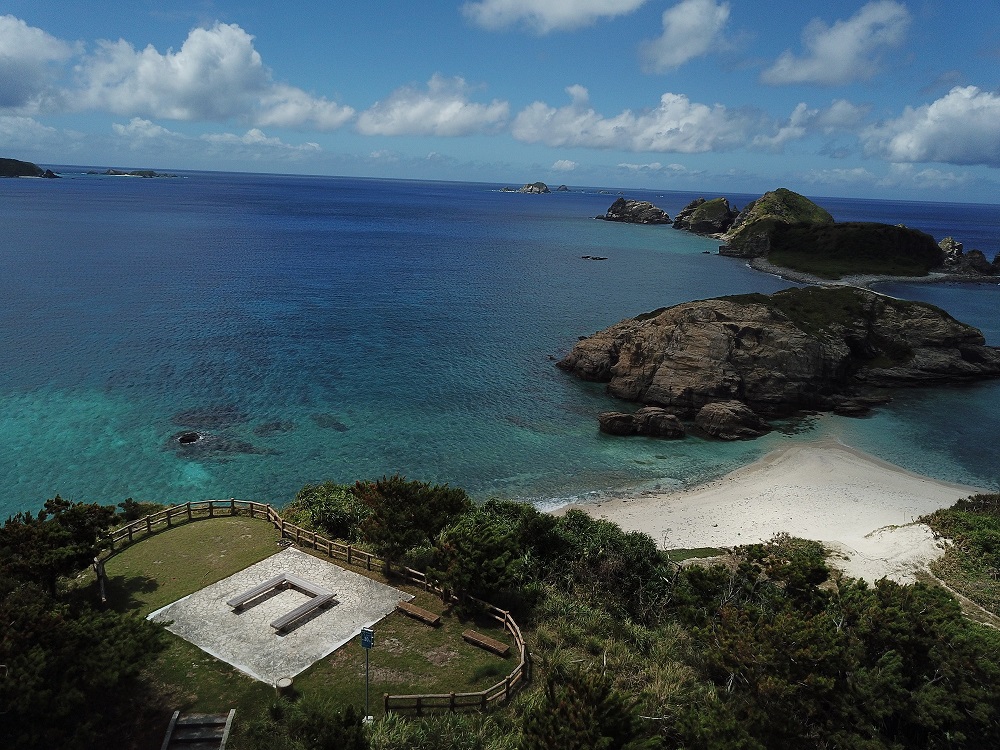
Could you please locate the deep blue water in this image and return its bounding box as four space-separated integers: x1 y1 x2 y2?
1 172 999 517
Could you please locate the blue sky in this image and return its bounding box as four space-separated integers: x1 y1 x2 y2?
3 0 999 200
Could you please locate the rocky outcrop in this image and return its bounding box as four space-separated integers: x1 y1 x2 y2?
597 197 671 225
673 197 739 235
556 185 570 192
939 236 1000 276
558 286 1000 440
519 181 550 194
598 407 685 438
695 401 770 440
721 188 834 258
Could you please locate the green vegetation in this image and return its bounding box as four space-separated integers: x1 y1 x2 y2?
768 221 944 279
923 494 1000 617
0 496 167 750
0 157 44 177
283 481 371 542
724 188 834 256
6 482 1000 749
723 285 934 371
689 196 733 223
104 513 280 615
738 188 835 227
355 475 472 564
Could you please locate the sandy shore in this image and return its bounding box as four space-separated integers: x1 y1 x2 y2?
559 440 985 583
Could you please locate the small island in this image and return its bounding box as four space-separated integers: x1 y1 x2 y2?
0 157 59 178
596 197 671 224
558 286 1000 440
706 187 1000 281
87 168 178 178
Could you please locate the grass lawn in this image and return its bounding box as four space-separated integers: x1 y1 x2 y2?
103 515 518 748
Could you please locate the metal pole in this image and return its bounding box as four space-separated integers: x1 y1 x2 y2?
365 647 370 719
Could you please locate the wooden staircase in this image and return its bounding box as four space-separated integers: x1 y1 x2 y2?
160 710 235 750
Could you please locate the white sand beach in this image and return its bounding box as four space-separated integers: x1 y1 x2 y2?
560 440 985 583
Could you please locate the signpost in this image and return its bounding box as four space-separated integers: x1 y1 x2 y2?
360 627 374 722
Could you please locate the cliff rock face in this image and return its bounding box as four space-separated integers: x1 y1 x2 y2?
558 287 1000 438
598 197 671 225
672 197 739 235
721 188 834 258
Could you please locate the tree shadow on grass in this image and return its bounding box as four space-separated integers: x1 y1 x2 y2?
105 574 160 613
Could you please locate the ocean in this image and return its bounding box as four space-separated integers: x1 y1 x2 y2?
2 170 999 519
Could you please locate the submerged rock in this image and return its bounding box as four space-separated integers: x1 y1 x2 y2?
169 431 276 459
171 404 251 429
312 413 349 431
598 407 685 438
253 420 297 437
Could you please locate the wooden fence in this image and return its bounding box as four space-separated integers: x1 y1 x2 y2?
95 498 529 714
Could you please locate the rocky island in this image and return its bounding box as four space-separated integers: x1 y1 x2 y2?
558 286 1000 440
672 196 739 234
708 187 1000 281
597 197 671 224
87 168 177 178
1 157 59 178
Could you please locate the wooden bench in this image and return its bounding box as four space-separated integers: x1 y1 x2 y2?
462 629 510 657
396 600 442 626
270 592 336 632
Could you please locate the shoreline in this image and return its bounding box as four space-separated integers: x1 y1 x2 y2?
745 255 997 289
556 438 985 583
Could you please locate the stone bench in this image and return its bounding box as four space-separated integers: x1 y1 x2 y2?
396 600 441 626
227 572 333 611
227 572 337 632
270 592 336 632
462 629 510 657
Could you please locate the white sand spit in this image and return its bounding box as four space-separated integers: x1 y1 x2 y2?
559 440 984 584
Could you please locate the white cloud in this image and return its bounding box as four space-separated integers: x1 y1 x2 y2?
863 86 1000 167
640 0 730 73
762 1 910 86
618 161 663 172
0 15 77 111
801 163 974 190
753 99 869 150
551 159 576 171
0 114 60 146
112 117 180 139
73 22 353 130
201 128 321 151
355 75 508 136
802 166 877 185
511 85 747 153
882 163 973 189
461 0 647 33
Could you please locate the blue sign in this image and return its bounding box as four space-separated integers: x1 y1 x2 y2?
360 627 374 649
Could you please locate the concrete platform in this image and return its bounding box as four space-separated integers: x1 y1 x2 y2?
148 547 412 684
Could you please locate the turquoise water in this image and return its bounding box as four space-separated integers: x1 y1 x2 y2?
1 172 998 517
